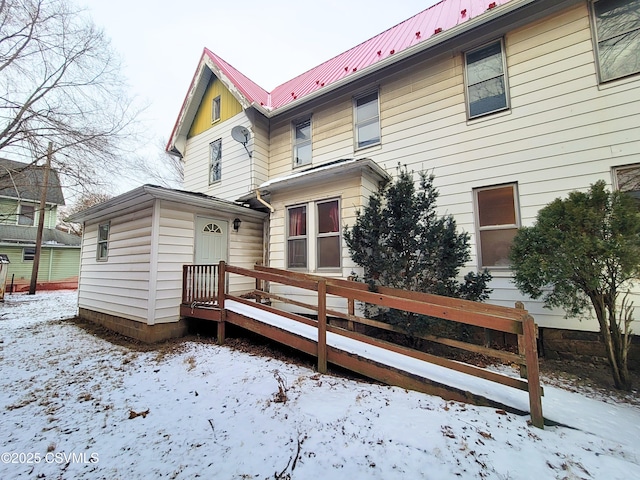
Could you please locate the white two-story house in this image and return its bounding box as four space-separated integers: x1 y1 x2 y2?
71 0 640 346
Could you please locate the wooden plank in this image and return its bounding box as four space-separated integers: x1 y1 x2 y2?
227 264 319 291
523 314 544 429
317 280 327 374
326 324 530 392
326 347 530 416
251 288 525 364
254 265 527 320
179 304 221 322
224 310 318 357
326 284 524 335
227 295 318 328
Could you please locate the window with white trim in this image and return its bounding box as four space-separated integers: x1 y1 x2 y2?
286 199 342 270
474 184 520 268
287 205 307 269
465 39 509 119
293 118 312 167
613 163 640 207
23 247 35 262
211 96 221 123
591 0 640 82
317 199 340 269
354 91 380 149
209 138 222 184
18 204 35 226
97 222 110 261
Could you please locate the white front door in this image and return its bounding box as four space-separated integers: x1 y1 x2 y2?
195 217 228 265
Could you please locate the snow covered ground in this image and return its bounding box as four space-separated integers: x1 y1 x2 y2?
0 291 639 479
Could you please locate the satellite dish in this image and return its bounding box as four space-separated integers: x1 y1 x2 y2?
231 126 251 145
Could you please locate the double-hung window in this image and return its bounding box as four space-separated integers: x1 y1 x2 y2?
293 118 312 167
354 91 380 149
209 138 222 184
286 199 341 270
591 0 640 82
613 164 640 208
474 184 520 268
97 222 110 261
317 199 340 269
18 204 35 226
211 96 221 123
465 40 509 119
287 205 307 269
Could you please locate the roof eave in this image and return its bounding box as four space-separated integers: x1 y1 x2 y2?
67 185 267 224
267 0 536 117
256 158 391 195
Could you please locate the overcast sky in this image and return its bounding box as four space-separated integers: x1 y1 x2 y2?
81 0 440 182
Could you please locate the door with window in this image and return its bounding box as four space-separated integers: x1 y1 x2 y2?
195 217 228 265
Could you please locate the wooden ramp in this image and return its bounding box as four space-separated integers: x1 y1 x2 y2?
182 262 545 428
224 299 534 415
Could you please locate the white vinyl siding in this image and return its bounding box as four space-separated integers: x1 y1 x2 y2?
77 199 265 325
370 2 640 331
182 111 256 201
78 204 154 324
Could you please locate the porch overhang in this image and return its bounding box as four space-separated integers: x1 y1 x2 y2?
237 158 390 206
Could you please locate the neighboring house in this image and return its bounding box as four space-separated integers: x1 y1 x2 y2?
0 159 81 291
72 0 640 343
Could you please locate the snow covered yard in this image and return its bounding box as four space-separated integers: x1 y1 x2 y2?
0 291 639 479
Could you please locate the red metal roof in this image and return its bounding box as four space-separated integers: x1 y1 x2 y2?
202 0 513 111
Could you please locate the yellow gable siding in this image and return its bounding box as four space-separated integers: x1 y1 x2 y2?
188 76 243 138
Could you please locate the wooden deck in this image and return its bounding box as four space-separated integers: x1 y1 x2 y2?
181 262 545 428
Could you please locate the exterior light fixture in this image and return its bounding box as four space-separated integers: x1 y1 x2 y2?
233 218 242 232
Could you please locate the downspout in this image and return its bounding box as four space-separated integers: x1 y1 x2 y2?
255 189 274 213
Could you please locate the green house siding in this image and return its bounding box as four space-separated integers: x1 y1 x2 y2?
0 198 57 228
1 245 80 283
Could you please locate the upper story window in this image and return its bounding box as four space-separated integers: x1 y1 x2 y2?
354 91 380 149
465 39 510 119
474 183 520 268
97 222 110 261
287 205 307 269
592 0 640 82
293 118 312 167
209 138 222 184
211 96 221 123
18 204 35 226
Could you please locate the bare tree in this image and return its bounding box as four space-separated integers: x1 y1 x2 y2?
0 0 145 195
133 138 184 189
58 189 112 235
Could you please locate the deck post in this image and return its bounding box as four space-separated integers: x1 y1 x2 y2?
523 313 544 429
317 279 327 374
515 302 527 379
217 261 226 345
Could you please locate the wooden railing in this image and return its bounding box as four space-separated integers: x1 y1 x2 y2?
185 262 544 428
182 264 219 305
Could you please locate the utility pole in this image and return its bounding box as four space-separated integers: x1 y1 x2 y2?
29 142 52 295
